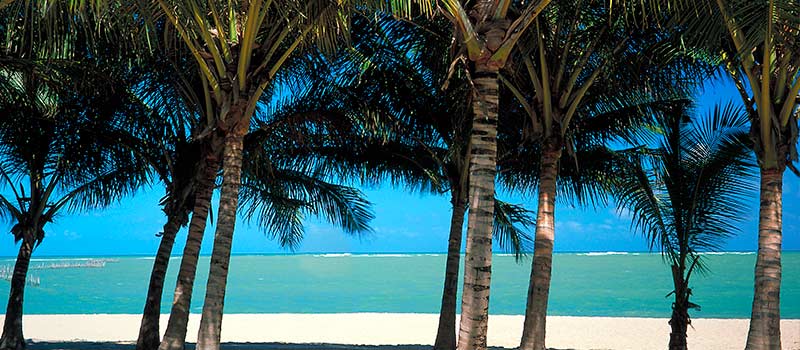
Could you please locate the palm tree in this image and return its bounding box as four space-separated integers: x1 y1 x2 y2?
157 133 222 350
614 102 754 350
137 135 221 350
130 51 225 350
0 61 150 350
0 6 153 349
330 15 537 350
499 2 709 348
241 15 537 348
145 51 380 349
134 3 403 348
1 4 195 348
434 0 552 346
674 2 800 347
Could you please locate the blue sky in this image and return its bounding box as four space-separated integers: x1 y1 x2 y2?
2 77 799 257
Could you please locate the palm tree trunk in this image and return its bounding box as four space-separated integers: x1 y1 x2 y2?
668 297 690 350
433 189 467 350
456 65 498 350
136 212 185 350
746 167 783 350
0 241 33 350
159 154 219 350
519 140 561 350
196 128 247 350
668 265 689 350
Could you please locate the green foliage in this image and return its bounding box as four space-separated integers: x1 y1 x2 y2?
494 200 534 259
0 57 151 247
497 0 714 210
614 101 755 272
331 14 537 255
240 87 377 250
239 166 374 250
673 0 800 169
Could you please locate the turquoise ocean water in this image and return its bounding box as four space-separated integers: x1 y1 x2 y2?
2 252 798 318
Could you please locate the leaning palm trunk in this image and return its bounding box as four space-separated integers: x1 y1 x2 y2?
519 141 561 350
433 189 467 350
159 153 219 350
456 65 498 350
197 118 248 350
0 240 34 350
137 212 185 350
746 167 783 350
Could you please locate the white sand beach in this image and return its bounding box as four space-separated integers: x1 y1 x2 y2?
17 313 800 350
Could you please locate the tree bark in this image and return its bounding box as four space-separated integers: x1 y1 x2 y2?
433 189 467 350
668 300 689 350
136 212 185 350
196 129 246 350
668 265 689 350
456 65 498 350
746 167 783 350
0 241 33 350
159 153 219 350
519 141 561 350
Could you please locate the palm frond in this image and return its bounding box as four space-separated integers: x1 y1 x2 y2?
614 101 756 267
493 199 534 260
239 167 374 250
0 23 154 245
612 147 672 253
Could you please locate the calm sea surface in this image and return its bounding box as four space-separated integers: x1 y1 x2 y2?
2 252 798 318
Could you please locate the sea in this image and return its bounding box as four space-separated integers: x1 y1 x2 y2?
2 252 798 318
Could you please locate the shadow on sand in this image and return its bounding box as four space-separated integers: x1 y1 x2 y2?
26 342 578 350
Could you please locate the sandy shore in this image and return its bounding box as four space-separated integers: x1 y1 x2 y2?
18 313 800 350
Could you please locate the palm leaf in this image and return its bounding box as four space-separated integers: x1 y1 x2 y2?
493 199 534 260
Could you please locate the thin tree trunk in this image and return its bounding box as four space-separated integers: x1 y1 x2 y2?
433 189 467 350
136 212 185 350
668 265 689 350
159 153 219 350
668 298 689 350
0 241 33 350
519 141 561 350
746 168 783 350
456 65 498 350
196 129 246 350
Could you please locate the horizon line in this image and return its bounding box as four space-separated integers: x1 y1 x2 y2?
2 250 797 259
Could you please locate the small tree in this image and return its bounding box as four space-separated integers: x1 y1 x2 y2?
614 102 755 350
673 3 800 346
499 2 711 346
0 62 150 350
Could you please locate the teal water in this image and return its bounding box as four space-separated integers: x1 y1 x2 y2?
2 252 798 318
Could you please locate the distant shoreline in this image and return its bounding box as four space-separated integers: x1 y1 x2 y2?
4 250 797 259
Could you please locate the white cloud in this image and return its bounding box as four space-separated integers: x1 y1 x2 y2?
61 230 81 240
